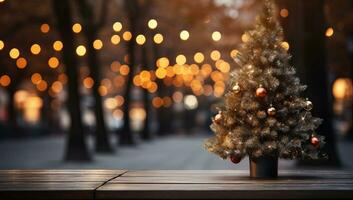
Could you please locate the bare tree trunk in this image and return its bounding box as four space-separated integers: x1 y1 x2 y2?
76 0 114 153
141 45 151 140
52 0 91 161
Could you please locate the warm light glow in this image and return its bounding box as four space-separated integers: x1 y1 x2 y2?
0 0 5 3
156 67 167 79
72 23 82 33
31 73 42 84
93 39 103 50
76 45 86 56
58 73 68 84
48 57 59 68
148 19 158 29
37 80 48 91
113 22 122 32
210 50 221 61
0 74 11 87
281 41 290 51
230 49 239 58
153 33 163 44
123 31 132 41
9 48 20 59
326 27 334 37
176 54 186 65
113 109 123 120
119 64 130 76
241 33 250 43
180 30 189 40
23 96 43 123
53 41 63 51
40 23 50 33
51 81 63 93
129 107 146 121
111 35 120 45
110 61 121 72
16 57 27 69
212 31 222 41
105 98 118 109
194 52 204 63
156 57 169 68
0 40 4 50
280 8 289 18
83 77 94 89
184 95 198 110
30 44 41 55
136 34 146 45
333 78 353 100
152 97 163 108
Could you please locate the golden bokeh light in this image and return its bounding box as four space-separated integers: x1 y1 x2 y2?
333 78 353 100
99 85 108 96
194 52 204 63
157 57 169 68
58 73 68 84
48 57 59 69
16 57 27 69
83 77 94 89
212 31 222 41
119 64 130 75
30 44 41 55
230 49 239 58
0 74 11 87
111 34 121 45
152 97 163 108
210 50 221 61
0 40 4 50
176 54 186 65
51 81 63 93
93 39 103 50
9 48 20 59
180 30 189 40
156 67 167 79
105 98 118 109
31 73 42 84
76 45 86 56
148 19 158 29
280 8 289 18
110 61 121 72
153 33 163 44
37 80 48 92
123 31 132 41
136 34 146 45
113 22 122 32
72 23 82 33
53 40 63 51
241 33 250 43
281 41 290 51
326 27 334 37
40 23 50 33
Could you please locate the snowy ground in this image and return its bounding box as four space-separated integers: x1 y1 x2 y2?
0 134 352 170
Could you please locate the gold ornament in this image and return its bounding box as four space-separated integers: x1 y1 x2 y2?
304 100 313 111
214 112 222 123
267 106 276 116
256 85 267 97
223 134 235 149
232 83 241 93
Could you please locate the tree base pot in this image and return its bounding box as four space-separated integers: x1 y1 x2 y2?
249 156 278 178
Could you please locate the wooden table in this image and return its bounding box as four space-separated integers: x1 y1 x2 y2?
0 170 352 199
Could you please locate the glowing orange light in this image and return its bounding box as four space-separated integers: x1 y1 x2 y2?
153 33 163 44
281 41 290 51
136 34 146 45
53 41 63 51
48 57 59 69
9 48 20 59
93 39 103 50
16 57 27 69
210 50 221 61
37 80 48 91
40 23 50 33
0 40 5 50
0 75 11 87
113 22 123 32
123 31 132 41
31 73 42 84
119 65 130 75
51 81 63 93
194 52 204 63
176 54 186 65
156 68 167 79
30 44 41 55
83 77 94 89
111 35 120 45
280 8 289 18
326 27 334 37
72 23 82 33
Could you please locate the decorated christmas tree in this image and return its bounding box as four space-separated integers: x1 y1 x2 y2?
204 0 326 171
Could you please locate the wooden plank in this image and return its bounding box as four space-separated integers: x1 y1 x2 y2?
0 174 118 182
96 183 353 199
0 170 125 175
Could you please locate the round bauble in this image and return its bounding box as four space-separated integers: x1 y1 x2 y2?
304 100 313 111
310 136 320 148
267 106 276 116
256 86 267 98
214 112 222 123
232 83 241 93
230 154 241 164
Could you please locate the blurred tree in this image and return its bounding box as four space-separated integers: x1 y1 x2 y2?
52 0 91 161
75 0 114 153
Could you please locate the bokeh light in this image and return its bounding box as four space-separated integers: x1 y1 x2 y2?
212 31 222 41
76 45 86 56
113 22 122 32
148 19 158 29
180 30 189 40
30 44 41 55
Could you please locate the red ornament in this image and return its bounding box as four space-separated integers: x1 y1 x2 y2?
230 154 241 164
256 87 267 98
310 136 320 148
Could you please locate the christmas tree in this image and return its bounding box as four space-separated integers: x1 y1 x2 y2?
204 0 326 164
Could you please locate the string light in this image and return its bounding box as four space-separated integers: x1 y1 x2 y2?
136 34 146 45
9 48 20 59
76 45 86 56
30 44 41 55
72 23 82 33
0 40 4 50
113 22 122 32
180 30 189 40
48 57 59 68
212 31 222 41
148 19 158 29
176 54 186 65
194 52 204 63
153 33 163 44
53 41 63 51
93 39 103 50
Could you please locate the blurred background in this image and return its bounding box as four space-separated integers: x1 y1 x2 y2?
0 0 352 170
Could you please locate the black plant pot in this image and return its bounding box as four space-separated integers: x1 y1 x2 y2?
249 156 278 178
